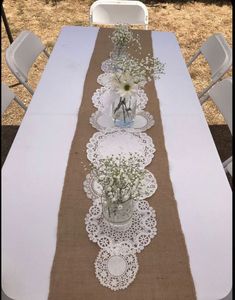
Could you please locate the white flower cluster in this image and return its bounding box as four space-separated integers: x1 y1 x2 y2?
111 53 165 87
110 24 141 52
111 72 138 98
92 154 146 207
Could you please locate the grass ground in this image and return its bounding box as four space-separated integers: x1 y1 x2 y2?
1 0 232 125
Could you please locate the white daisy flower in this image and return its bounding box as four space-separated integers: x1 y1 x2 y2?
112 73 138 98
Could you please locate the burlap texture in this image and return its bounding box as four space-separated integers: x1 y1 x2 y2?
48 28 196 300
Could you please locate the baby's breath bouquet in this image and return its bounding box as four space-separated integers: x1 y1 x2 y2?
112 53 165 87
110 24 141 59
92 154 146 224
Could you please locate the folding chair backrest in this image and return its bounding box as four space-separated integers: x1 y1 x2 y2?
208 77 232 134
200 33 232 82
6 31 45 83
90 0 148 28
1 83 15 115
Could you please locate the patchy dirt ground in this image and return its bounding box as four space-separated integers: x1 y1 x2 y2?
1 0 232 125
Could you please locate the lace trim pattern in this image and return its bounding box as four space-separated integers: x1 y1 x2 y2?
97 73 113 87
85 199 157 253
101 58 114 73
95 241 139 290
89 110 155 132
86 129 156 168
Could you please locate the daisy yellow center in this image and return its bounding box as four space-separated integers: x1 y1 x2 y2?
124 84 131 91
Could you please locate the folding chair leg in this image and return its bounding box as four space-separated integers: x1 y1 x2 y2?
199 93 210 104
22 81 34 95
198 80 218 101
43 49 50 58
14 95 27 111
187 50 201 67
223 156 232 169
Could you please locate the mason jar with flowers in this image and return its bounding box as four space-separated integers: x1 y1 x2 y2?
110 24 141 61
111 72 138 127
110 54 165 127
92 154 146 226
102 24 141 73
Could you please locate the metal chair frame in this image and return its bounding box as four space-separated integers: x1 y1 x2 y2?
2 82 27 115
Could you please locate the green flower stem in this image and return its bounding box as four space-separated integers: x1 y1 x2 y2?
114 97 123 114
122 101 126 122
114 97 131 123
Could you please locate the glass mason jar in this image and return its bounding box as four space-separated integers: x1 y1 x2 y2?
110 45 127 60
112 95 137 128
102 198 134 227
109 45 128 72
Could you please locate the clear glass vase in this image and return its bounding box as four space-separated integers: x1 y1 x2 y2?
112 95 137 128
110 45 127 60
109 45 128 72
102 198 134 227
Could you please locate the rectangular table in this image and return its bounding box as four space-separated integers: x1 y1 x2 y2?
2 26 232 300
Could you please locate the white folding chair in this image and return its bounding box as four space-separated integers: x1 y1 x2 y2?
225 161 232 177
2 82 27 115
1 289 14 300
5 30 49 96
208 77 232 170
187 33 232 104
90 0 148 29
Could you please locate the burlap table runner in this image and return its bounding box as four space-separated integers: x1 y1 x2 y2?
48 28 196 300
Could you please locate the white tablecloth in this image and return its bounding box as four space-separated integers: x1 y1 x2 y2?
2 26 232 300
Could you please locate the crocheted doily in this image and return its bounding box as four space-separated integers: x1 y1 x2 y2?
95 241 138 291
89 110 155 132
86 129 156 168
85 199 157 253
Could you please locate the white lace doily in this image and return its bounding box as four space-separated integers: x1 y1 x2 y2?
95 241 139 291
83 169 157 201
86 129 156 167
101 59 113 73
90 110 155 132
97 73 113 87
92 87 148 113
85 199 157 253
